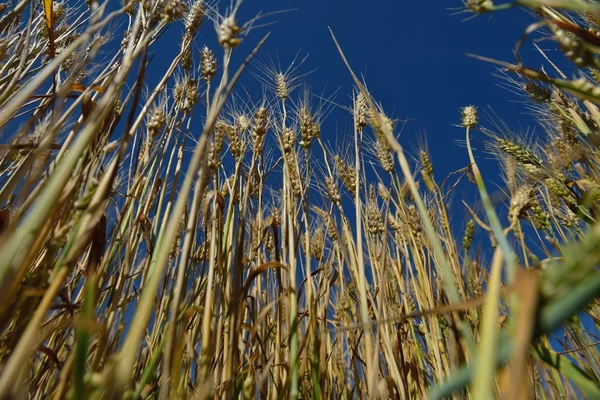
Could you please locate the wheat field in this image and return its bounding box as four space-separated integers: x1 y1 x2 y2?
0 0 600 398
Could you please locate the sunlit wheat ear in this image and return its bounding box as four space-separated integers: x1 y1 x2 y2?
363 101 398 173
529 198 552 231
285 150 303 199
217 100 255 161
323 176 341 207
276 72 290 101
545 177 578 206
375 184 390 206
303 225 325 261
497 137 547 179
173 75 200 114
226 129 245 161
253 52 313 101
251 105 268 156
406 132 435 192
558 205 582 230
200 46 217 83
206 119 229 170
217 1 278 52
365 185 384 235
354 91 369 132
278 124 297 154
334 154 357 196
298 104 320 150
447 0 495 21
462 0 494 13
366 98 394 138
478 118 549 181
462 219 475 252
146 96 168 139
184 0 205 35
312 207 338 241
161 0 187 22
372 138 394 173
295 86 336 152
461 105 479 130
509 185 535 224
212 2 242 49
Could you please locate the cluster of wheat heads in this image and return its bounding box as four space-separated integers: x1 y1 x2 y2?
2 0 600 398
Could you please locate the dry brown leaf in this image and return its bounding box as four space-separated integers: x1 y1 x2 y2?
43 0 55 58
505 269 540 400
